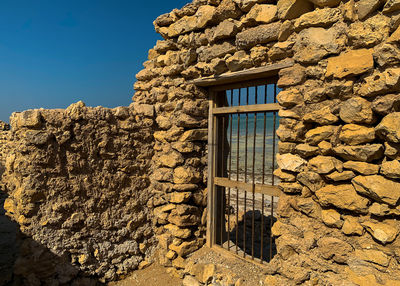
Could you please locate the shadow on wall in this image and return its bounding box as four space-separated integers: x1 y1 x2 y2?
0 171 100 286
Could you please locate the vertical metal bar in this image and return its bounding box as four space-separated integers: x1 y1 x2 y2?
220 115 225 247
251 86 258 260
236 89 240 254
260 84 267 263
243 87 249 258
228 90 233 251
270 83 278 260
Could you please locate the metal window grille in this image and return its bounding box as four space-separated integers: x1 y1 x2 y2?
207 78 282 265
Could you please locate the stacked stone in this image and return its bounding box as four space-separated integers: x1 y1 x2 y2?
1 102 156 284
134 0 400 284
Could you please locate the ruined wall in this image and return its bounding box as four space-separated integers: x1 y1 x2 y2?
1 103 156 284
134 0 400 284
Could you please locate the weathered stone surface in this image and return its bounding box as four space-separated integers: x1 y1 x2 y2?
236 22 280 49
279 182 303 193
294 8 341 30
372 94 400 115
267 40 295 61
276 119 307 142
370 202 400 216
355 68 400 97
198 42 236 62
297 171 325 192
303 106 339 125
383 0 400 13
169 192 192 204
276 153 307 172
376 112 400 143
293 26 344 64
315 184 369 213
373 43 400 67
342 216 364 236
343 161 380 175
321 209 343 228
348 14 390 48
295 144 319 158
352 175 400 206
179 129 208 141
169 240 203 257
356 0 385 20
211 19 240 42
339 97 374 124
326 49 374 79
277 65 306 87
242 4 277 25
10 110 42 129
339 124 375 145
341 0 357 21
159 151 185 168
326 170 356 181
362 220 399 244
309 0 341 7
385 141 400 160
309 155 343 174
333 144 384 162
305 125 338 145
318 141 333 155
318 237 353 263
277 0 313 20
354 249 390 267
381 160 400 179
277 88 303 108
278 20 294 41
173 167 202 184
226 51 252 71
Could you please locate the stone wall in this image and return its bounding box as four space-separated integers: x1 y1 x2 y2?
134 0 400 284
1 103 156 284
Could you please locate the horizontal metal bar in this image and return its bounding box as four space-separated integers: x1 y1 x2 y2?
214 177 282 197
191 60 294 88
213 103 280 115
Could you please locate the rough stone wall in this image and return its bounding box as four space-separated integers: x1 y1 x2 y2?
1 103 156 284
134 0 400 284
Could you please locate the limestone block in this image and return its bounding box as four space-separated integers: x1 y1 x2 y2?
317 237 353 263
376 112 400 143
339 124 375 145
278 20 294 41
232 0 260 12
352 175 400 206
342 216 364 235
355 68 400 97
152 168 174 182
276 153 307 172
362 220 400 244
294 8 341 30
173 166 202 184
326 49 374 79
341 0 357 22
267 40 295 61
318 141 333 155
370 202 400 216
179 129 208 142
213 0 243 23
315 184 369 213
385 142 400 160
277 0 313 20
169 240 203 257
339 97 374 124
343 161 380 175
295 144 319 158
355 0 385 20
211 19 240 42
274 168 296 182
226 51 252 72
197 42 236 62
305 125 338 146
277 65 306 88
293 26 344 63
309 0 341 7
276 88 303 108
372 94 400 115
381 160 400 179
309 155 343 174
333 144 384 162
169 192 192 204
373 43 400 67
321 209 343 228
154 126 185 143
303 106 339 125
326 171 356 181
297 171 325 192
383 0 400 13
159 151 184 168
279 182 303 193
10 110 42 129
354 249 390 267
235 22 280 50
348 14 390 48
242 4 277 25
165 224 192 239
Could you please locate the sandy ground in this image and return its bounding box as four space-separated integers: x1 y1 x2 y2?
108 263 182 286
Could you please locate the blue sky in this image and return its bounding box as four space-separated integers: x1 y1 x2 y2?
0 0 190 122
